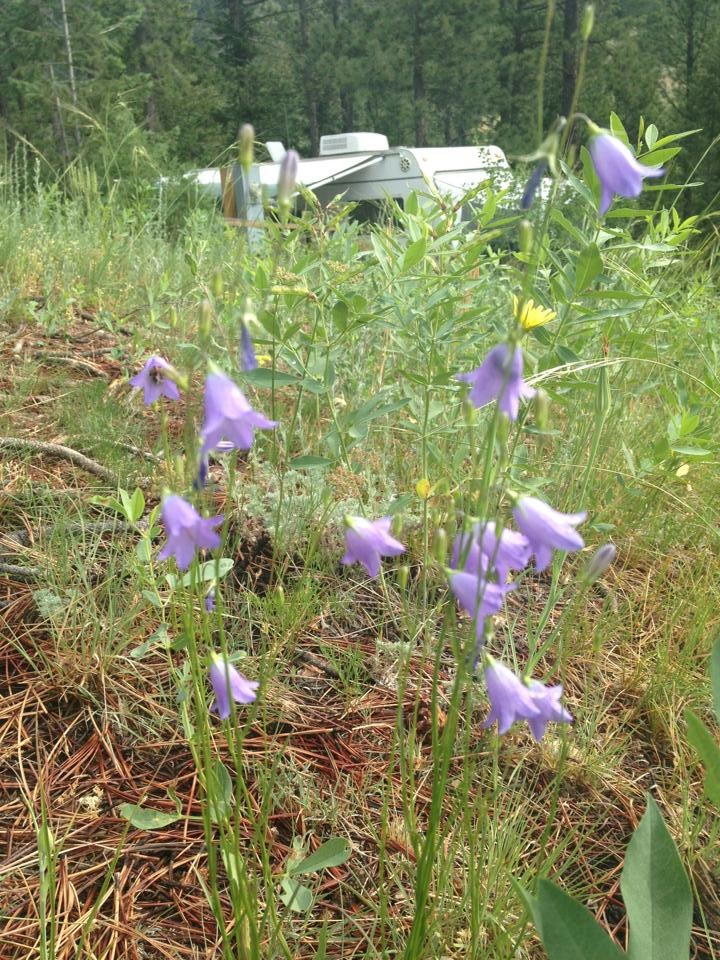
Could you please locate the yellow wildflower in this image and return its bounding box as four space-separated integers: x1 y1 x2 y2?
415 478 432 500
513 295 556 330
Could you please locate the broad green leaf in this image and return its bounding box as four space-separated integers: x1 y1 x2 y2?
610 112 630 145
620 795 692 960
119 803 181 830
711 637 720 721
640 147 680 167
280 876 314 912
528 879 624 960
294 838 352 874
685 708 720 806
669 445 711 458
645 124 658 150
402 236 427 272
574 243 603 294
129 487 145 523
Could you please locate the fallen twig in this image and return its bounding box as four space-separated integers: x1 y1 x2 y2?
1 518 151 558
0 562 42 582
0 437 118 484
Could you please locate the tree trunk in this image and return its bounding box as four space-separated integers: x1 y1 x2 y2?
412 1 427 146
299 0 320 154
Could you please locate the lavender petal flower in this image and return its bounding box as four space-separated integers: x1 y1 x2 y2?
589 131 664 215
158 494 223 570
526 679 573 740
448 570 514 638
201 372 277 454
483 660 541 735
478 521 532 581
457 344 535 421
129 355 180 405
512 496 586 572
277 149 299 204
209 653 259 719
342 516 406 578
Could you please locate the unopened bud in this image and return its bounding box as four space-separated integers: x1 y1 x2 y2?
274 583 285 607
212 271 223 300
238 123 255 174
581 4 595 40
519 219 534 254
432 528 448 563
583 543 616 584
397 565 410 591
594 365 611 419
277 149 299 206
199 299 213 339
534 388 550 431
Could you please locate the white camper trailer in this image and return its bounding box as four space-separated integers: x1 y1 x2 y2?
190 132 516 227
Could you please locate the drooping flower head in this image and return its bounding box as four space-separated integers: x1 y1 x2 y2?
452 521 531 583
457 343 535 421
583 543 617 584
129 355 180 405
512 495 586 572
520 160 547 210
342 516 406 579
209 652 258 719
158 494 223 570
201 371 277 454
513 295 556 331
589 128 665 215
205 589 216 612
447 569 515 641
483 658 572 740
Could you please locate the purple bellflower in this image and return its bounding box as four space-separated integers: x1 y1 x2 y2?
209 653 259 719
457 344 535 421
201 372 277 454
512 495 586 572
483 659 572 740
342 516 406 578
158 494 223 570
129 355 180 405
277 149 299 204
521 159 547 210
448 570 515 640
453 521 532 581
589 130 665 215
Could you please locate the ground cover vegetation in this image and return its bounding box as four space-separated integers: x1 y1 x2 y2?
2 3 720 960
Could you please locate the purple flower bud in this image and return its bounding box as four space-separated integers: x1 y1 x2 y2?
483 659 572 740
583 543 616 583
201 372 277 455
240 323 258 372
521 160 547 210
457 344 535 421
277 149 299 204
512 496 586 572
205 589 216 612
158 494 223 570
589 130 664 215
129 355 180 405
209 653 258 719
193 454 209 491
341 515 406 579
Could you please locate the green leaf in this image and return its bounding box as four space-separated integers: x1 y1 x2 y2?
129 488 145 523
208 759 234 824
166 559 234 589
119 803 182 830
280 876 314 912
402 236 427 271
645 124 658 150
289 455 334 469
620 794 693 960
294 838 352 874
711 637 720 721
669 445 711 458
639 147 680 167
685 708 720 807
574 243 603 294
609 112 630 145
528 879 624 960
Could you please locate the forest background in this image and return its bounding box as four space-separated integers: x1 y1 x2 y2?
1 0 719 213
